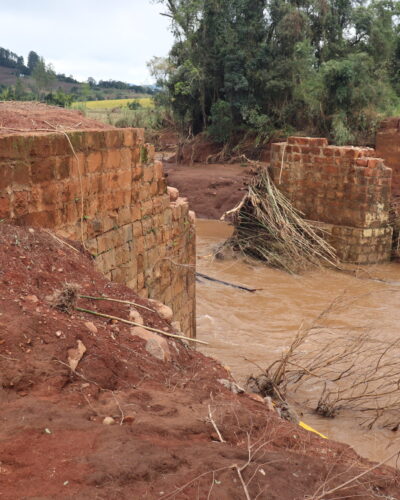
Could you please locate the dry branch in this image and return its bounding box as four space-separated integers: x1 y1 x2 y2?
75 306 208 345
208 405 226 443
249 293 400 429
79 294 155 312
222 167 339 274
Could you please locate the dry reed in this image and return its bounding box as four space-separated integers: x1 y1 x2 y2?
223 168 338 274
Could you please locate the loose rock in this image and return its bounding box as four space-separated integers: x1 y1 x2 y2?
84 321 98 334
217 378 245 394
149 300 173 322
167 186 179 202
131 326 171 362
129 309 144 325
102 417 116 425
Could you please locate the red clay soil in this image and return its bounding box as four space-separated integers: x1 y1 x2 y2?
0 223 399 499
165 162 256 219
0 102 114 134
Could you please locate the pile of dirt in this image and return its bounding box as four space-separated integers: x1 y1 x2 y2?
0 223 399 499
165 163 257 219
0 101 114 134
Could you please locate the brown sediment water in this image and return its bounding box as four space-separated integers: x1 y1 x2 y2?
196 219 400 466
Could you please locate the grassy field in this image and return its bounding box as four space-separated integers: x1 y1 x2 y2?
73 97 154 110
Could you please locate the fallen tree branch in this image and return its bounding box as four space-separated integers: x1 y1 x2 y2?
75 306 208 345
79 294 155 313
234 464 252 500
45 230 80 254
208 405 225 443
196 272 259 293
310 449 400 500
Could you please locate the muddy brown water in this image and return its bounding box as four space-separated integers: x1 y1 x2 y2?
196 219 400 467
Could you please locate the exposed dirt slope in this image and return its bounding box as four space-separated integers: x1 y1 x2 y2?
165 162 256 219
0 101 114 134
0 223 399 499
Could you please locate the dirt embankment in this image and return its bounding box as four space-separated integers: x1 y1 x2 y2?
0 101 114 134
0 223 399 499
165 162 256 219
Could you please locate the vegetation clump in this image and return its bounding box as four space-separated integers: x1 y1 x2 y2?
154 0 400 145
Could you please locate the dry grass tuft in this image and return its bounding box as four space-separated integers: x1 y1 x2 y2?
51 282 80 313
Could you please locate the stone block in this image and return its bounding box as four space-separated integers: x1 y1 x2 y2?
0 195 11 218
87 152 103 173
104 130 124 149
0 163 13 191
154 160 164 180
30 157 57 184
167 186 179 201
103 149 121 170
143 165 154 182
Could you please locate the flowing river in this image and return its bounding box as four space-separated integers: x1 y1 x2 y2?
196 219 400 467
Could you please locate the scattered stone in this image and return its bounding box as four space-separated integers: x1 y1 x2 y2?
171 321 181 332
123 414 136 423
217 378 245 394
167 186 179 202
25 295 39 303
84 321 98 334
279 403 300 424
55 331 62 338
67 340 87 372
129 309 144 325
248 393 265 404
149 300 173 322
131 326 171 362
102 417 115 425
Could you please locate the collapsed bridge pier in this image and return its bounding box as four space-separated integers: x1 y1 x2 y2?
270 136 393 264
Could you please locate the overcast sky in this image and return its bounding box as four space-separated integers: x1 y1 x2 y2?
1 0 174 84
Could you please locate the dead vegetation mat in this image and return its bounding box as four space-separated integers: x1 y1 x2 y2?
0 223 399 499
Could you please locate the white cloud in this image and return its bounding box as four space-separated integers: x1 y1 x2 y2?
0 0 173 83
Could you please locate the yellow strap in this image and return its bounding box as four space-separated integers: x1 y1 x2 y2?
299 421 328 439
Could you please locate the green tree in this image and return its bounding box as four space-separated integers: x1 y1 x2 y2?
157 0 400 145
31 58 56 97
27 51 40 73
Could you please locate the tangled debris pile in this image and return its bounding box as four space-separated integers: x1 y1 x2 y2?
0 223 399 499
223 168 338 273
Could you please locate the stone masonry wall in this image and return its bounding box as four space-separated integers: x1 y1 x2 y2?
270 136 393 264
0 128 196 337
376 117 400 196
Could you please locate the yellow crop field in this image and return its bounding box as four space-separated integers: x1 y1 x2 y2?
73 98 154 110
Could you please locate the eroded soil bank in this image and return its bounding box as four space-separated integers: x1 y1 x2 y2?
1 223 399 499
165 162 256 219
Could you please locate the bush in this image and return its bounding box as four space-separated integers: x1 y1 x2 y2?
127 100 142 110
207 100 235 144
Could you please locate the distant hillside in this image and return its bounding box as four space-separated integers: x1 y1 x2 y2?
0 46 155 103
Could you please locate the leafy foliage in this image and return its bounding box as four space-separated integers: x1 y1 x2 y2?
157 0 400 144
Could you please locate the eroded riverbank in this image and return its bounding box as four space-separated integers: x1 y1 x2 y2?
196 219 400 467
